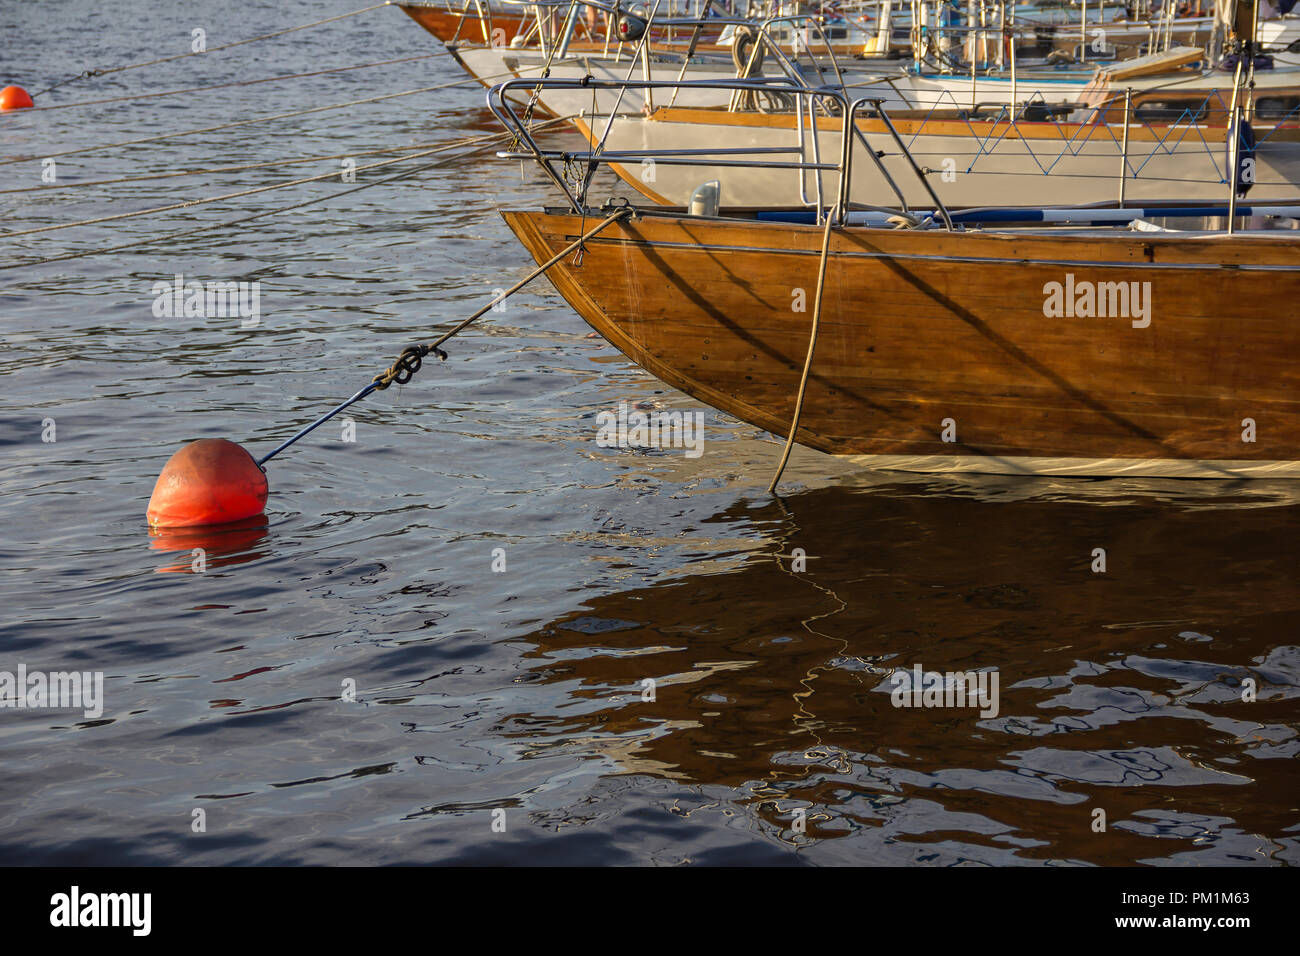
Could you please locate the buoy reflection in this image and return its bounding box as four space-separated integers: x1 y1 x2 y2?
149 515 269 573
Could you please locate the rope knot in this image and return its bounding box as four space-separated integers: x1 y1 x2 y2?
372 343 446 390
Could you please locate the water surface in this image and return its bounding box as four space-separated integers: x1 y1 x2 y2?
1 0 1296 866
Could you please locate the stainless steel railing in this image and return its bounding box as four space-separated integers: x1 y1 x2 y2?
487 76 955 228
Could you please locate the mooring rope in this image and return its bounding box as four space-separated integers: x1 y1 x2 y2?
255 206 634 467
4 137 494 238
18 52 451 113
29 2 392 98
0 118 574 270
0 140 465 195
0 72 516 167
767 208 837 495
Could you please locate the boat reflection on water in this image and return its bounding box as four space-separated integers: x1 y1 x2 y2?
148 515 270 573
512 478 1300 864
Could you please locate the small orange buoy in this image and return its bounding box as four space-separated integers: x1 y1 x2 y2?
147 438 268 528
0 86 34 111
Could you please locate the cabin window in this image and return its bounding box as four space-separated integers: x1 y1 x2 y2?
1255 97 1300 120
1135 101 1210 123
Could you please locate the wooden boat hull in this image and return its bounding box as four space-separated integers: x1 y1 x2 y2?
398 1 739 49
398 3 529 45
502 209 1300 477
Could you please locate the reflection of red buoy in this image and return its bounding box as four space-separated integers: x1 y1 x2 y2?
147 438 268 528
149 514 270 573
0 86 34 111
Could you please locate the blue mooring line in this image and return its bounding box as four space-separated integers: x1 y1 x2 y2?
255 380 380 469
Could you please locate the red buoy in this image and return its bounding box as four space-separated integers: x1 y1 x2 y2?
147 438 268 528
0 86 34 111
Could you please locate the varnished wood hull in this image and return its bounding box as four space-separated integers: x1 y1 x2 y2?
398 4 528 45
502 210 1300 477
398 2 732 50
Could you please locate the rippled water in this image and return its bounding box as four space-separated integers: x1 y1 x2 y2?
1 0 1296 866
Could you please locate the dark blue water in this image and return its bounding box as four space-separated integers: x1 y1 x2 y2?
1 0 1296 866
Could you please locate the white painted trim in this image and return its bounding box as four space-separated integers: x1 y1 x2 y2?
839 453 1300 479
